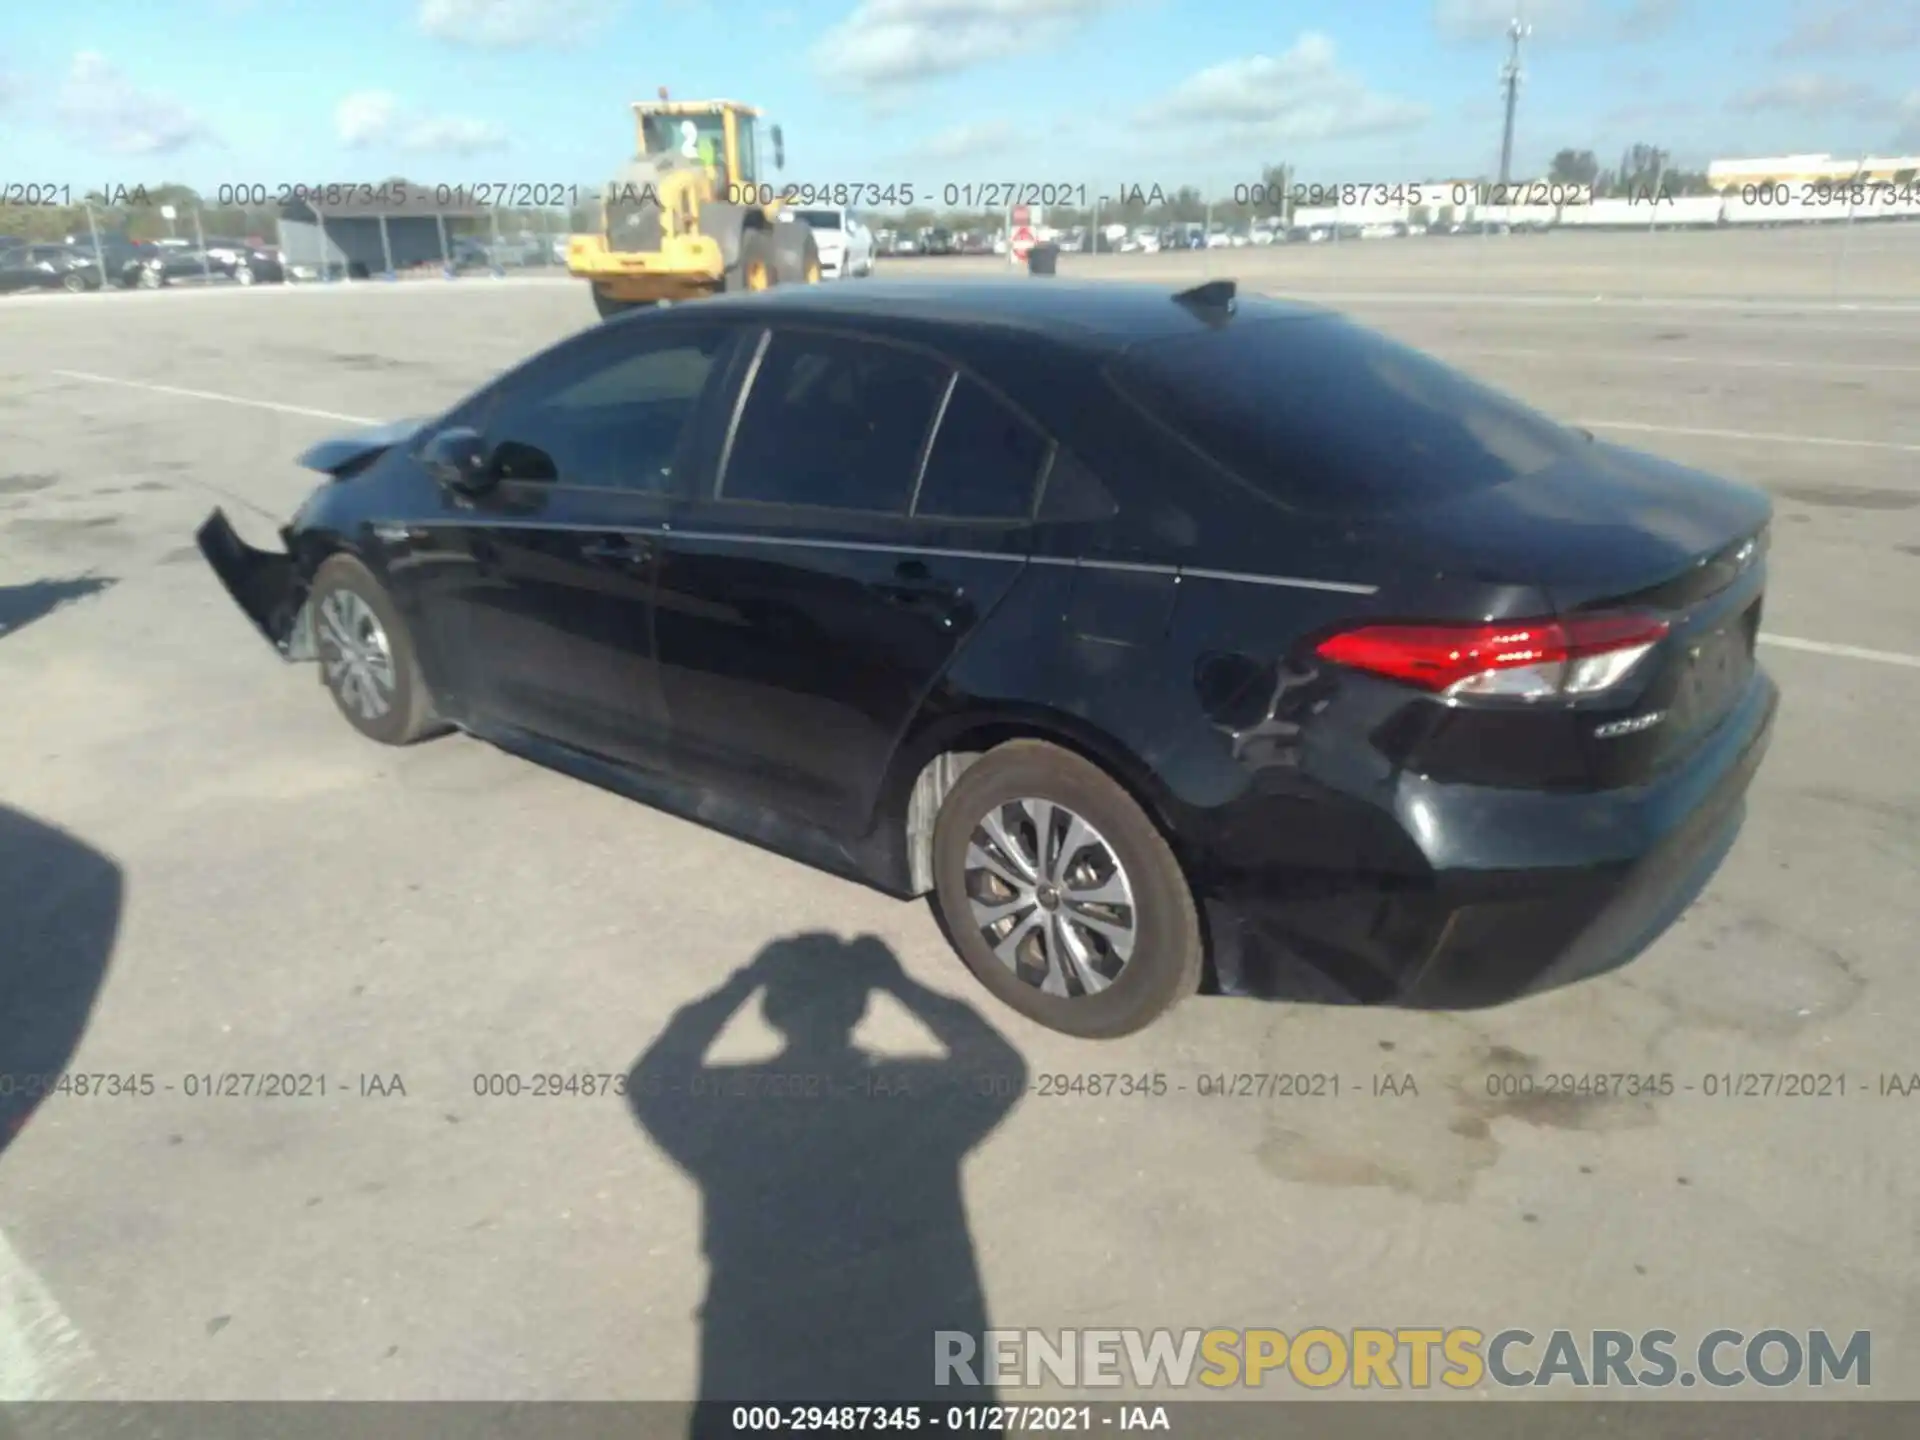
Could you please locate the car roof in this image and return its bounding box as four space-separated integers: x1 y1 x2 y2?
696 279 1332 350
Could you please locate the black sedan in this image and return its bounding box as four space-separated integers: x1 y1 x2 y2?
195 279 1776 1039
203 238 287 285
0 244 102 293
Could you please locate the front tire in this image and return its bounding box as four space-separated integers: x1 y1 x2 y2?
724 228 778 293
593 287 652 320
931 740 1202 1039
308 554 445 746
770 222 821 285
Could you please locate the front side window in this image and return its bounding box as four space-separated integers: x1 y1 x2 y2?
484 328 731 492
721 332 948 513
735 115 759 185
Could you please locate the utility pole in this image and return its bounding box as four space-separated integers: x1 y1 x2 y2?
1497 17 1530 189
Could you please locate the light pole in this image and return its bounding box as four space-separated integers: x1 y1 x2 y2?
1498 17 1531 190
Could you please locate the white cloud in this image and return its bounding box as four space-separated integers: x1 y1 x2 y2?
417 0 601 48
1726 74 1884 116
56 52 215 155
906 120 1016 161
1141 34 1428 142
1893 92 1920 150
335 90 507 155
1773 0 1920 57
335 91 398 147
812 0 1125 93
399 115 509 155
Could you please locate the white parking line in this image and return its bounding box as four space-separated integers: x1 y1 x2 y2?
3 275 569 305
1579 418 1920 453
52 370 379 424
0 1226 100 1400
1759 635 1920 670
48 369 1920 675
1456 346 1920 376
1273 291 1920 315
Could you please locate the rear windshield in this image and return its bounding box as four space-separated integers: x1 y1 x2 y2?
793 210 842 230
1109 316 1581 515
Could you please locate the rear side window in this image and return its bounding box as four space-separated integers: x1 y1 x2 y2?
722 332 947 513
912 377 1049 521
1110 316 1581 515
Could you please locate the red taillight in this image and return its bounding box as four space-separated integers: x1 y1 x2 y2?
1315 612 1670 699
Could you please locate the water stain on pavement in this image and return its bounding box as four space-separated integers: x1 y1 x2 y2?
0 474 58 495
1252 1037 1658 1202
5 516 126 548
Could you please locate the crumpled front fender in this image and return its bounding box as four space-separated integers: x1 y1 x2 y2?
195 507 315 661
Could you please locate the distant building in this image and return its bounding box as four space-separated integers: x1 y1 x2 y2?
1707 154 1920 190
276 183 492 277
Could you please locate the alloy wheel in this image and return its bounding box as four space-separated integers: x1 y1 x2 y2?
317 590 396 722
963 797 1138 998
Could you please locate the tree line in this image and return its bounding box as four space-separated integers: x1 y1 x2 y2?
13 146 1894 249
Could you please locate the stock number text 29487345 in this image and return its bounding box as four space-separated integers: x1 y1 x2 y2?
727 183 917 208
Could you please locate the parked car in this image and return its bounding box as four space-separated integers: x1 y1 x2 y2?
782 206 875 279
194 279 1776 1039
130 243 224 287
0 244 102 294
203 238 286 284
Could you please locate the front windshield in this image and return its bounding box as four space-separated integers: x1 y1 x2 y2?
641 112 727 168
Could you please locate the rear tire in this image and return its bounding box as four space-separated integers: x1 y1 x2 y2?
930 740 1202 1039
308 554 446 747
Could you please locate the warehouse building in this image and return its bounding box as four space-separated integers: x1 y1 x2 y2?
1706 154 1920 190
276 183 493 278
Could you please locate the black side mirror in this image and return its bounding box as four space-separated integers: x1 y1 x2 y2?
771 125 786 172
422 427 494 495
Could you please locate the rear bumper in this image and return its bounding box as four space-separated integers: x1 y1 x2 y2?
1204 668 1779 1008
195 508 313 661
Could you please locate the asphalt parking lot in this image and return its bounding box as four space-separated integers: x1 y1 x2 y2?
1 231 1917 1403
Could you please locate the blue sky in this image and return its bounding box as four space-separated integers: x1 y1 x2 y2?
2 0 1917 200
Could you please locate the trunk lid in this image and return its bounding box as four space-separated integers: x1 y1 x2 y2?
1357 439 1771 612
1362 441 1771 774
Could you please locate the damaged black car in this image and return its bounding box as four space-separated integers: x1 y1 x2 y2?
198 279 1777 1038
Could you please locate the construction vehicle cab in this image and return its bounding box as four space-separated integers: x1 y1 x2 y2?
567 94 821 319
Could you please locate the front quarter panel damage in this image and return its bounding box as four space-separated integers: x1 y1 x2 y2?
195 507 316 662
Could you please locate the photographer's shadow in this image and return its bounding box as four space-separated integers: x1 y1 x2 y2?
628 932 1027 1415
0 803 122 1160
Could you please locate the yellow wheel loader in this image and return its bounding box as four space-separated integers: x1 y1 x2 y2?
566 94 823 319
